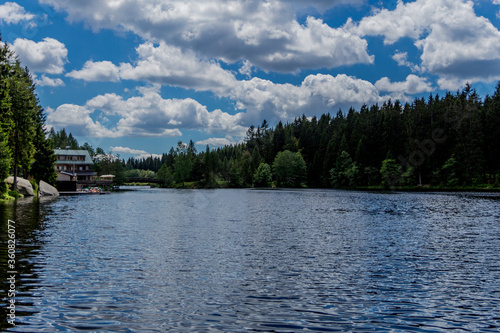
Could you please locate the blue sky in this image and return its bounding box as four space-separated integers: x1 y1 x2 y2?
1 0 500 160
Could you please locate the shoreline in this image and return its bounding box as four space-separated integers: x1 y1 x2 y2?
121 182 500 193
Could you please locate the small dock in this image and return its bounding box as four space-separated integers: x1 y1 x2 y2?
59 191 111 196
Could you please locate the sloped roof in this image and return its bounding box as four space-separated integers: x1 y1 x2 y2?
54 149 93 164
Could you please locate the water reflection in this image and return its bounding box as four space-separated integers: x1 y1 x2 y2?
0 190 499 332
0 197 56 331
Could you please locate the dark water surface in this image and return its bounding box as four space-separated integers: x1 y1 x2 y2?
1 189 500 332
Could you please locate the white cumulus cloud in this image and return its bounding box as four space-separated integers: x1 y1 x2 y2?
119 43 237 93
46 104 118 138
67 60 120 82
227 74 386 124
47 87 247 139
68 41 393 125
67 43 238 94
110 146 149 155
10 37 68 74
34 74 65 87
110 146 162 159
392 51 422 73
39 0 373 73
354 0 500 89
0 2 34 24
65 47 410 129
375 75 433 95
196 137 237 147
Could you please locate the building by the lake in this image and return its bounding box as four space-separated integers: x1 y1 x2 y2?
54 149 96 181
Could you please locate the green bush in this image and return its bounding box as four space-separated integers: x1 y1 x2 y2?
380 159 402 189
253 163 272 187
8 191 23 198
29 179 39 195
0 181 7 194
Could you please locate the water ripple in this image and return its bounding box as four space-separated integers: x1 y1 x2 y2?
1 189 499 331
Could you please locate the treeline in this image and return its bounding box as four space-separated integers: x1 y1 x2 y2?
48 128 80 150
53 83 500 189
125 83 500 189
0 36 56 196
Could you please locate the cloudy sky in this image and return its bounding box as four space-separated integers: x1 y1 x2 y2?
1 0 500 159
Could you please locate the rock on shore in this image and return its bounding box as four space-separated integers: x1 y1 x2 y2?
39 180 59 197
5 176 35 196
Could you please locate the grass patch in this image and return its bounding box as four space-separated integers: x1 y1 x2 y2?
7 191 23 198
0 192 16 201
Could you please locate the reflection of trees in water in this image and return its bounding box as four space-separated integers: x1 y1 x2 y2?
0 197 56 330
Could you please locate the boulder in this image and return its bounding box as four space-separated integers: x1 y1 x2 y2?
39 180 59 197
5 176 35 196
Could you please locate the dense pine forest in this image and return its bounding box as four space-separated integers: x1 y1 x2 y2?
79 83 499 190
0 37 56 199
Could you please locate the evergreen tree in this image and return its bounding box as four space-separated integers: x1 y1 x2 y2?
0 127 10 194
251 145 262 170
483 83 500 183
380 159 401 189
67 133 79 149
30 105 57 185
81 142 96 158
202 145 217 187
438 156 459 187
271 121 285 160
173 143 193 186
112 159 126 185
228 160 242 187
0 40 12 193
330 151 360 188
7 63 38 190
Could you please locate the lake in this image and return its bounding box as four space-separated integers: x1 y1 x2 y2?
1 188 500 332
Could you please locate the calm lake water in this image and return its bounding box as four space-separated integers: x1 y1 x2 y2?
1 188 500 332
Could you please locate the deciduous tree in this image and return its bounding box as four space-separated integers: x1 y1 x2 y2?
272 150 306 187
253 162 272 187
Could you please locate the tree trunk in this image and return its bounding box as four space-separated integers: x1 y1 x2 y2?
13 145 18 191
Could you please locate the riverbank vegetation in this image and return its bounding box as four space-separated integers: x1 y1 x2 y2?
121 83 500 190
0 36 56 199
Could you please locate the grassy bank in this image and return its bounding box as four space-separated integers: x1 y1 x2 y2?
122 180 500 192
157 183 500 192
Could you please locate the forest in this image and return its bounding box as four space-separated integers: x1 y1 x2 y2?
57 82 500 190
2 28 500 192
0 37 56 199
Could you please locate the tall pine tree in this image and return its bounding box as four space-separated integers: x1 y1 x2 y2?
7 63 37 190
